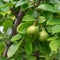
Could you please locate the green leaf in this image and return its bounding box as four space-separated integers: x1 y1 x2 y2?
0 42 5 56
0 11 6 16
54 5 60 13
7 43 19 58
38 4 60 13
15 0 28 8
46 25 54 33
38 4 55 12
27 2 33 8
52 25 60 34
2 20 13 27
49 40 60 52
47 37 57 41
0 1 3 6
0 26 4 34
22 15 34 21
6 28 12 36
47 17 60 25
27 56 36 60
7 39 23 58
27 9 34 15
3 0 10 2
2 20 13 32
32 11 38 18
49 0 60 5
0 56 7 60
0 3 14 12
9 58 15 60
17 22 33 34
21 3 29 11
24 42 32 54
9 14 15 20
11 34 22 41
39 42 50 55
43 12 53 20
6 10 11 15
38 16 46 23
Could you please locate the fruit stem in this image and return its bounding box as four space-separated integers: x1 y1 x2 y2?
33 19 38 26
40 24 45 31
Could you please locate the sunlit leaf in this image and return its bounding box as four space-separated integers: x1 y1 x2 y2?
7 39 23 58
52 25 60 34
11 34 22 41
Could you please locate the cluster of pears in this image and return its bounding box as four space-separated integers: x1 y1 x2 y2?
26 23 49 42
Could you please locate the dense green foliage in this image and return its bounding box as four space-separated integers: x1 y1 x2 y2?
0 0 60 60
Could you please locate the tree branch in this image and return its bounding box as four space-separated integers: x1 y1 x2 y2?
3 9 25 58
11 11 24 36
3 44 10 57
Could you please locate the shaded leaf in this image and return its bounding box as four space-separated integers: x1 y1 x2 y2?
0 56 7 60
27 56 36 60
32 10 38 18
46 25 54 33
24 42 32 54
2 20 13 32
0 42 5 56
21 3 29 11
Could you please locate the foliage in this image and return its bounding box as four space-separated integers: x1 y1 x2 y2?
0 0 60 60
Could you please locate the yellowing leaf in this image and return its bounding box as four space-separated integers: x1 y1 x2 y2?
49 40 60 52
